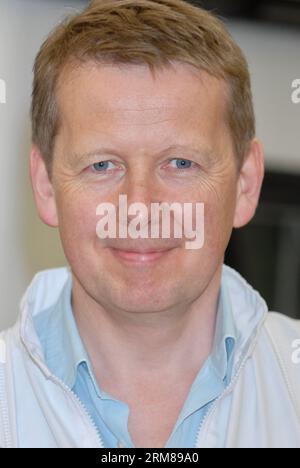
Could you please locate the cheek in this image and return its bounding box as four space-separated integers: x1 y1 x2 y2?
180 196 235 288
200 185 237 254
56 191 100 249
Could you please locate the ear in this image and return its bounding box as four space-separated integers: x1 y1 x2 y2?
233 139 265 228
29 144 58 227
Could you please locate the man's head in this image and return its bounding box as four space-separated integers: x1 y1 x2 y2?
30 0 264 315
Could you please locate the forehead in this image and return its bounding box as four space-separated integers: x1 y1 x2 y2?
55 61 229 152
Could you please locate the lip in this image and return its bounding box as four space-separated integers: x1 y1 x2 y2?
110 247 175 264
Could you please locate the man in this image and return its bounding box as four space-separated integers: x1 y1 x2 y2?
0 0 299 448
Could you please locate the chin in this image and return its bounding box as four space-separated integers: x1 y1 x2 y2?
105 283 177 314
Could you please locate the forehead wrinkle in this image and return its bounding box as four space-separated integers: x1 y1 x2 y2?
77 105 183 130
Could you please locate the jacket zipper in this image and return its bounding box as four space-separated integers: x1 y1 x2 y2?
194 314 268 448
194 354 248 448
52 375 105 448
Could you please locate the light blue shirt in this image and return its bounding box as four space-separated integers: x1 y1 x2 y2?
34 274 238 448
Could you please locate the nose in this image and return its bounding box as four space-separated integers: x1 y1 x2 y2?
117 167 163 230
123 167 160 210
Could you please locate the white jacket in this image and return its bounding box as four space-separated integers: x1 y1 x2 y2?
0 265 300 448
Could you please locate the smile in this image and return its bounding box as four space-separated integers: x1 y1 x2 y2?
109 247 175 265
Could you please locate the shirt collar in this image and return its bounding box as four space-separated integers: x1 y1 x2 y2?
210 281 237 381
166 282 238 433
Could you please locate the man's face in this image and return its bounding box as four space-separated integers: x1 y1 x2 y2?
50 61 239 314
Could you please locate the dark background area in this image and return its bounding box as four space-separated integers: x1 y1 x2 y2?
190 0 300 27
225 172 300 318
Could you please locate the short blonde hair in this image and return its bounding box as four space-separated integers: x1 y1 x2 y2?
31 0 255 172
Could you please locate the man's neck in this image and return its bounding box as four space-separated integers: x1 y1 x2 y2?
71 264 223 385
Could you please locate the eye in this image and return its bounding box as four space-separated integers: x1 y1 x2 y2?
92 161 115 172
169 159 193 169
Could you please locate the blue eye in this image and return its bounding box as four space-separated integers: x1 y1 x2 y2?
170 159 193 169
93 161 112 171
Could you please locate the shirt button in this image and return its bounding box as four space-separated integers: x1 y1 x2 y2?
117 440 126 448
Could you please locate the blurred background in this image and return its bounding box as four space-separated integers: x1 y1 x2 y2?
0 0 299 330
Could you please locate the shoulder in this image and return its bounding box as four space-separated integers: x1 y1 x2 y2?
263 312 300 370
265 311 300 340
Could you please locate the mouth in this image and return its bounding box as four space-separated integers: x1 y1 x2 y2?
109 247 176 265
